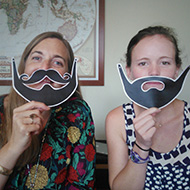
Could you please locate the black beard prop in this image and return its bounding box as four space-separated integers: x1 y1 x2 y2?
12 58 78 107
117 64 190 109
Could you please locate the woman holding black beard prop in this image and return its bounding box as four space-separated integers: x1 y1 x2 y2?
106 26 190 190
0 32 96 189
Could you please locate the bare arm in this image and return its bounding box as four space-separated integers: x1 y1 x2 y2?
106 106 160 190
0 141 24 188
0 101 50 189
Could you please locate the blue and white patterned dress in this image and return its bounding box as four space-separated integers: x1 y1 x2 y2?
123 102 190 190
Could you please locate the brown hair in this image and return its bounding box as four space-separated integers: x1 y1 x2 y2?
2 31 82 168
125 26 182 68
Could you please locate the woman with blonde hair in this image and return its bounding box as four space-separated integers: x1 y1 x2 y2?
0 31 96 189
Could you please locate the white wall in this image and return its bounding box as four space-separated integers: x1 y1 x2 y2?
81 0 190 139
1 0 190 139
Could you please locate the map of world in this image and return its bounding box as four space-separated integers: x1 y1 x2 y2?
0 0 96 80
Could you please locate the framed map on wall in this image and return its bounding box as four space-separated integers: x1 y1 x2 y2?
0 0 105 86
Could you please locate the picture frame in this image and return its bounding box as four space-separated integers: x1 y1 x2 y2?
78 0 105 86
0 58 12 86
0 0 105 86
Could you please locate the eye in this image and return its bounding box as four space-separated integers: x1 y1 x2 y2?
53 59 64 67
31 56 41 61
55 61 63 66
138 62 147 66
161 61 170 65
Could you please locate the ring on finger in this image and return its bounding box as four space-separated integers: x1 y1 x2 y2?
30 114 36 124
26 132 30 136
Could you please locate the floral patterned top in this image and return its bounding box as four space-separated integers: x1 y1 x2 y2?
0 95 96 190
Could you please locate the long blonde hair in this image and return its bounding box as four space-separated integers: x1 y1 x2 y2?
2 31 82 168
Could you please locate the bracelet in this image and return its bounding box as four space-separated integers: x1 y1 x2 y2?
130 150 150 164
134 141 150 152
0 165 13 176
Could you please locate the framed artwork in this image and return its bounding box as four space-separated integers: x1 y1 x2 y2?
0 57 12 86
0 0 105 86
77 0 105 86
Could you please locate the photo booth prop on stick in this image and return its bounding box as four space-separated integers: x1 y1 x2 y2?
117 64 190 109
12 58 78 107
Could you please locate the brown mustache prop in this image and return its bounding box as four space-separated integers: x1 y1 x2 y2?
12 58 78 107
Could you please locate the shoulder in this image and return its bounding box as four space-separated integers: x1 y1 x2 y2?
59 97 91 113
68 97 90 108
106 105 124 123
106 103 133 118
106 103 133 126
106 105 126 139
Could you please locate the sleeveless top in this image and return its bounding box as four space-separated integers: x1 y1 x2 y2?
123 102 190 190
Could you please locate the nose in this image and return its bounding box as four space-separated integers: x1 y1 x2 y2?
40 60 51 70
149 64 160 76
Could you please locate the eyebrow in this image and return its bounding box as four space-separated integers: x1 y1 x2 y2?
30 51 43 56
159 56 173 59
30 51 66 62
136 56 173 61
135 57 149 62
